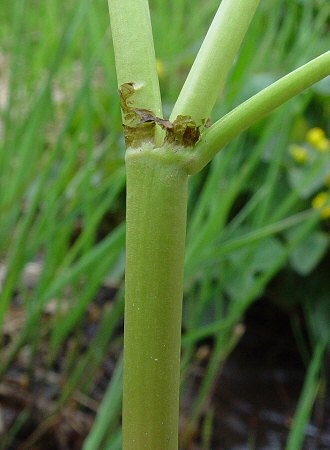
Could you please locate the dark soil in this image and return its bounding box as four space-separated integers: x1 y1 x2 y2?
210 300 330 450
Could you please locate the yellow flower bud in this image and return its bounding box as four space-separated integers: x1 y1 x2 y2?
306 128 330 152
312 191 330 219
312 191 328 210
306 127 326 144
314 138 330 153
321 205 330 220
289 145 308 164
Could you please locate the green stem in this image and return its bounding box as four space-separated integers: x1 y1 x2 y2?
170 0 260 125
188 51 330 174
107 0 162 118
286 340 326 450
124 146 189 450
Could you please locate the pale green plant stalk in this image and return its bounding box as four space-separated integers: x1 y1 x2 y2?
124 147 188 449
108 0 162 118
170 0 260 126
188 51 330 174
107 0 330 448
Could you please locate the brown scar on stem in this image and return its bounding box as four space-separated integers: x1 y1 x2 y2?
164 115 200 147
119 82 210 148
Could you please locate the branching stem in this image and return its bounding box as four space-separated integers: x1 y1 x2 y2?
106 1 330 447
188 51 330 174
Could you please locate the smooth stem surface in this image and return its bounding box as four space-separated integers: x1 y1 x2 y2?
170 0 260 125
107 0 162 118
124 147 188 450
188 51 330 174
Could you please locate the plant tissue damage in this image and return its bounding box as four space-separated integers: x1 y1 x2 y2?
119 82 203 148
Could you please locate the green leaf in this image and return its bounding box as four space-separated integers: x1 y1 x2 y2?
289 231 329 275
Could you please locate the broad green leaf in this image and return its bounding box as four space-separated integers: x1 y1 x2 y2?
289 231 329 275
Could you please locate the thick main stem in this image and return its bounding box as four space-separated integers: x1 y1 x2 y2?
124 147 188 450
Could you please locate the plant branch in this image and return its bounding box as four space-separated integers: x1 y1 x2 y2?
170 0 260 126
188 51 330 174
108 0 162 119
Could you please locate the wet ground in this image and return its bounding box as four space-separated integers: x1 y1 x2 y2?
211 300 330 449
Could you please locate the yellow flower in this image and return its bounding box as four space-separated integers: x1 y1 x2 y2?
289 145 308 164
312 191 328 209
312 191 330 219
321 205 330 219
306 127 330 152
156 59 165 78
315 138 330 153
307 127 326 144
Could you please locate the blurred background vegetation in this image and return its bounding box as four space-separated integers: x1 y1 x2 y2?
0 0 329 448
